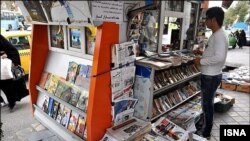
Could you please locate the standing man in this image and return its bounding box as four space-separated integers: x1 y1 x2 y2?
194 7 228 139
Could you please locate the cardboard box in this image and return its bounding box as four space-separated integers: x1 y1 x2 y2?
221 81 237 91
236 84 250 94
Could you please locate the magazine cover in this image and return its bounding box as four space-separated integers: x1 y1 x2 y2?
55 79 70 98
46 74 60 95
22 0 47 23
38 72 49 89
67 111 79 132
44 73 52 90
42 95 49 114
75 115 86 138
49 25 65 49
86 65 92 77
66 61 79 83
52 101 60 120
60 106 71 128
76 89 89 112
69 86 81 107
113 98 138 120
114 109 134 126
75 64 89 88
60 87 74 103
56 104 65 123
47 98 54 117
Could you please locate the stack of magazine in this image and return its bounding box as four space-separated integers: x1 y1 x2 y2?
111 41 138 126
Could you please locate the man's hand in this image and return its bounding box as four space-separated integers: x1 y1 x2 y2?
194 57 201 66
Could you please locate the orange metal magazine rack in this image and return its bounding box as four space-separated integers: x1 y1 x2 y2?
29 22 119 141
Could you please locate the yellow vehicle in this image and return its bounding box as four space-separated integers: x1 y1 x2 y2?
2 30 31 74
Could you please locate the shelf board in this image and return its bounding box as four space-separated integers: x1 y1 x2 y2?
154 72 201 96
151 91 201 122
36 85 86 117
33 104 86 141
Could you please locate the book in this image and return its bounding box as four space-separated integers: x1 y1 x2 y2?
44 73 52 90
52 101 60 120
42 95 49 114
75 115 86 138
60 106 71 128
56 104 65 123
86 65 92 77
68 86 81 107
75 64 89 88
76 89 89 112
67 111 79 132
55 79 70 98
60 86 74 103
66 61 79 83
38 72 49 89
47 98 54 117
22 1 48 23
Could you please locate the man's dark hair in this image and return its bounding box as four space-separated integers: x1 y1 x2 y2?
206 7 224 27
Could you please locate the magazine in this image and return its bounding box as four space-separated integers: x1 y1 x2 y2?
22 1 48 23
56 104 65 123
55 79 70 98
67 111 79 132
38 72 49 89
75 64 89 88
113 98 138 120
60 106 71 128
47 98 54 117
52 101 60 120
115 41 136 67
68 86 82 107
42 95 49 114
107 117 151 141
66 61 79 83
76 89 89 112
75 115 86 138
60 86 74 103
46 74 60 94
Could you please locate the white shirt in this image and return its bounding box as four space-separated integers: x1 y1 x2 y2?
200 28 228 75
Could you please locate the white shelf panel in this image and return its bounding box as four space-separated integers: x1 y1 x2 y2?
36 85 86 117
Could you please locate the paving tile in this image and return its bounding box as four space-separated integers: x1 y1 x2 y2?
214 136 220 141
15 127 35 141
31 122 40 129
210 136 217 141
226 122 239 125
227 112 240 117
242 116 250 122
214 118 224 123
42 135 63 141
211 129 220 137
231 116 246 122
214 122 227 129
34 124 47 132
222 116 236 123
28 130 54 141
237 111 249 117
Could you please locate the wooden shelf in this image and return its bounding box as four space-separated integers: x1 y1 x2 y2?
154 72 201 96
151 91 201 122
33 104 86 141
36 85 86 117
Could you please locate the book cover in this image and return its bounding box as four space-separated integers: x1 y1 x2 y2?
44 73 52 90
75 115 86 138
67 111 79 132
52 101 60 120
75 64 88 88
68 86 81 107
47 98 54 117
41 95 49 114
76 89 89 112
56 104 65 123
46 74 60 95
55 79 70 98
60 106 71 128
60 87 74 103
38 72 49 89
66 61 79 83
